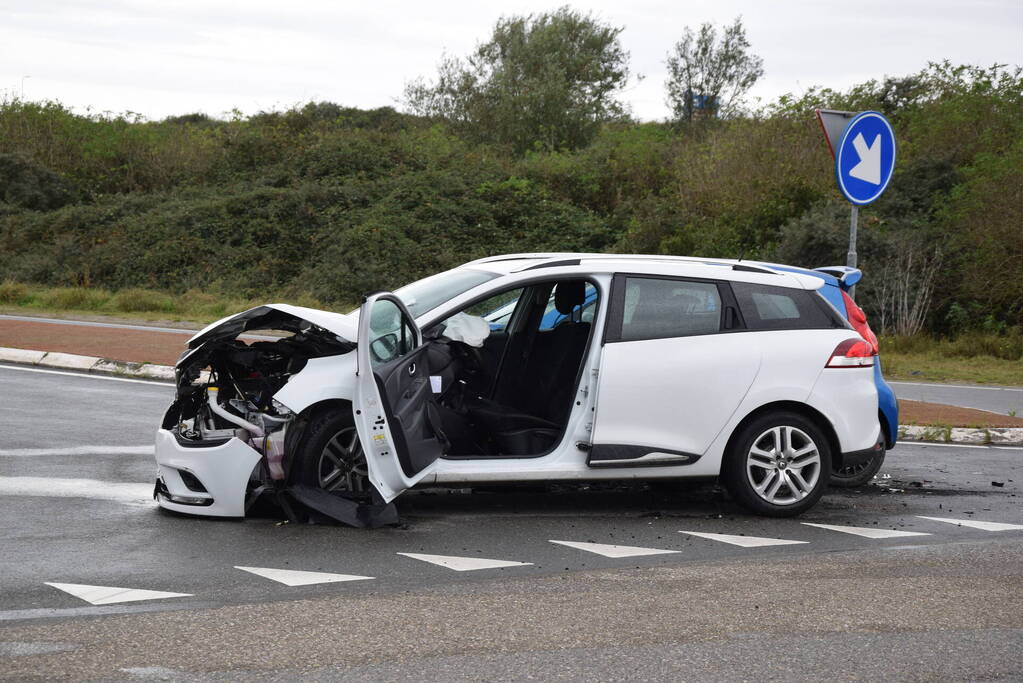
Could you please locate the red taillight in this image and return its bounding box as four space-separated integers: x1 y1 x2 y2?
826 338 875 368
841 290 878 355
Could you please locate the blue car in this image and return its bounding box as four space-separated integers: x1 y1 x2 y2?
754 262 896 486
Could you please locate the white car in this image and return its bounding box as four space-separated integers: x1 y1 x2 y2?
154 253 881 523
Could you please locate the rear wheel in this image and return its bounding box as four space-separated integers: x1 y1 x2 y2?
722 412 832 517
292 410 371 500
830 451 885 487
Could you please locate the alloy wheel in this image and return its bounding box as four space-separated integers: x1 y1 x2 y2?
745 425 822 506
318 427 369 494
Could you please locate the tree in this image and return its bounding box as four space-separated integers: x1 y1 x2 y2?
665 17 764 123
404 7 631 153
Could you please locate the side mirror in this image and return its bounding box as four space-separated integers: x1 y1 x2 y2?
370 333 399 363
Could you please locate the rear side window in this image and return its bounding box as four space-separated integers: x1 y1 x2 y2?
731 282 844 331
618 277 722 341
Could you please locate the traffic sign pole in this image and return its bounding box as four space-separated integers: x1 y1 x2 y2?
847 205 858 297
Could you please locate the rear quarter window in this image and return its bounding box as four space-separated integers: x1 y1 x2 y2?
731 282 847 331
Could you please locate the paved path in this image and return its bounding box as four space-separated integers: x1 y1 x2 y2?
890 380 1023 416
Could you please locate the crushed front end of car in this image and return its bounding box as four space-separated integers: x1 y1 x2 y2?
153 304 397 526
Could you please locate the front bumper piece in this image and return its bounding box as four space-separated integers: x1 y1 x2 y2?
153 429 261 517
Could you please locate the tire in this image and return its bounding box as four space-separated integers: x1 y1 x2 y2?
291 409 371 501
721 411 832 517
830 451 885 488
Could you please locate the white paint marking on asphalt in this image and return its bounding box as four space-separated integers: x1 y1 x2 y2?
548 540 680 558
396 553 532 572
889 381 1023 393
235 566 374 586
45 582 191 606
0 363 172 387
916 516 1023 532
0 446 154 457
679 531 808 548
801 523 931 539
0 476 153 506
896 441 1023 451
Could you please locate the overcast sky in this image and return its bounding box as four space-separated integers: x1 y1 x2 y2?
2 0 1021 121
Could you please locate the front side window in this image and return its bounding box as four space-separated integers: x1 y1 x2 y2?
618 277 722 341
367 298 416 367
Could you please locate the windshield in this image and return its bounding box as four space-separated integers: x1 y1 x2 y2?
392 267 498 318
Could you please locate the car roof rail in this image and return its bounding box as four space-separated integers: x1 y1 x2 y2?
520 258 582 270
732 263 777 274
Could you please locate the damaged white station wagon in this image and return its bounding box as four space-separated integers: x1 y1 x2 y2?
154 253 882 524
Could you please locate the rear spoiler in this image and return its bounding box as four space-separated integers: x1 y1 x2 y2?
814 266 862 291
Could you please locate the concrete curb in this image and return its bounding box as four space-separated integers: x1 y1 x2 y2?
0 346 176 381
899 425 1023 447
2 345 1023 446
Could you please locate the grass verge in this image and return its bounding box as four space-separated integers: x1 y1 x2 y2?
0 281 349 325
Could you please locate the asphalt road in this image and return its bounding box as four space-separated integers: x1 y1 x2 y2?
2 364 1022 680
889 379 1023 416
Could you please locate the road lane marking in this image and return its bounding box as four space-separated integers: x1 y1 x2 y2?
0 476 153 506
889 381 1023 393
801 523 930 539
0 446 153 457
0 364 172 387
45 582 191 606
235 566 374 586
916 516 1023 532
679 531 808 548
396 553 532 571
549 540 680 558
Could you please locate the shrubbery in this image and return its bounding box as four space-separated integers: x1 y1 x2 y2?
0 62 1020 338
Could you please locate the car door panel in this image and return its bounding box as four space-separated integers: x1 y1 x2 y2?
354 293 442 501
592 334 761 457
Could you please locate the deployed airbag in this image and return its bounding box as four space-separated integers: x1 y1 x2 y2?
442 313 491 348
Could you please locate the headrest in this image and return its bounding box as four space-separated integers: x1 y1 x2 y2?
554 281 586 315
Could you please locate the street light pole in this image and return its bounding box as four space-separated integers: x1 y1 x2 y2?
20 75 30 99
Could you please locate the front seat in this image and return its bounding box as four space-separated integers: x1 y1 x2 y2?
468 281 592 453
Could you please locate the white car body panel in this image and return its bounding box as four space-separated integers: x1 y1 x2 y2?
591 334 761 458
154 429 261 517
807 366 880 452
272 353 357 415
188 303 358 345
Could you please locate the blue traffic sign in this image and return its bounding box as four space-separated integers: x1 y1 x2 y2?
835 111 896 205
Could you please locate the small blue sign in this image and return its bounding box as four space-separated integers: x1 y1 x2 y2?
835 111 896 205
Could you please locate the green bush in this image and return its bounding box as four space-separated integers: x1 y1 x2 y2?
0 280 29 304
111 288 175 313
36 287 109 310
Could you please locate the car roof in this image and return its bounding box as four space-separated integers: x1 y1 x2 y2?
464 253 824 290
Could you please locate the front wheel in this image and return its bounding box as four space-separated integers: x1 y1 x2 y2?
291 409 371 501
721 412 832 517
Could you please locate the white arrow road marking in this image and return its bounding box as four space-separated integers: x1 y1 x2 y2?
849 132 882 184
45 582 191 606
235 566 373 586
802 523 930 539
396 553 532 572
549 540 680 558
679 531 808 548
0 476 153 506
917 516 1023 532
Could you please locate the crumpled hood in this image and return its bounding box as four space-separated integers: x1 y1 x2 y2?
187 304 358 351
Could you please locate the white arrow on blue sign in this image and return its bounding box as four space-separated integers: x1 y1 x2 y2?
835 111 896 205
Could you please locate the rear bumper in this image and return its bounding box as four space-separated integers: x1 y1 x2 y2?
874 362 899 448
153 429 261 517
841 434 885 469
